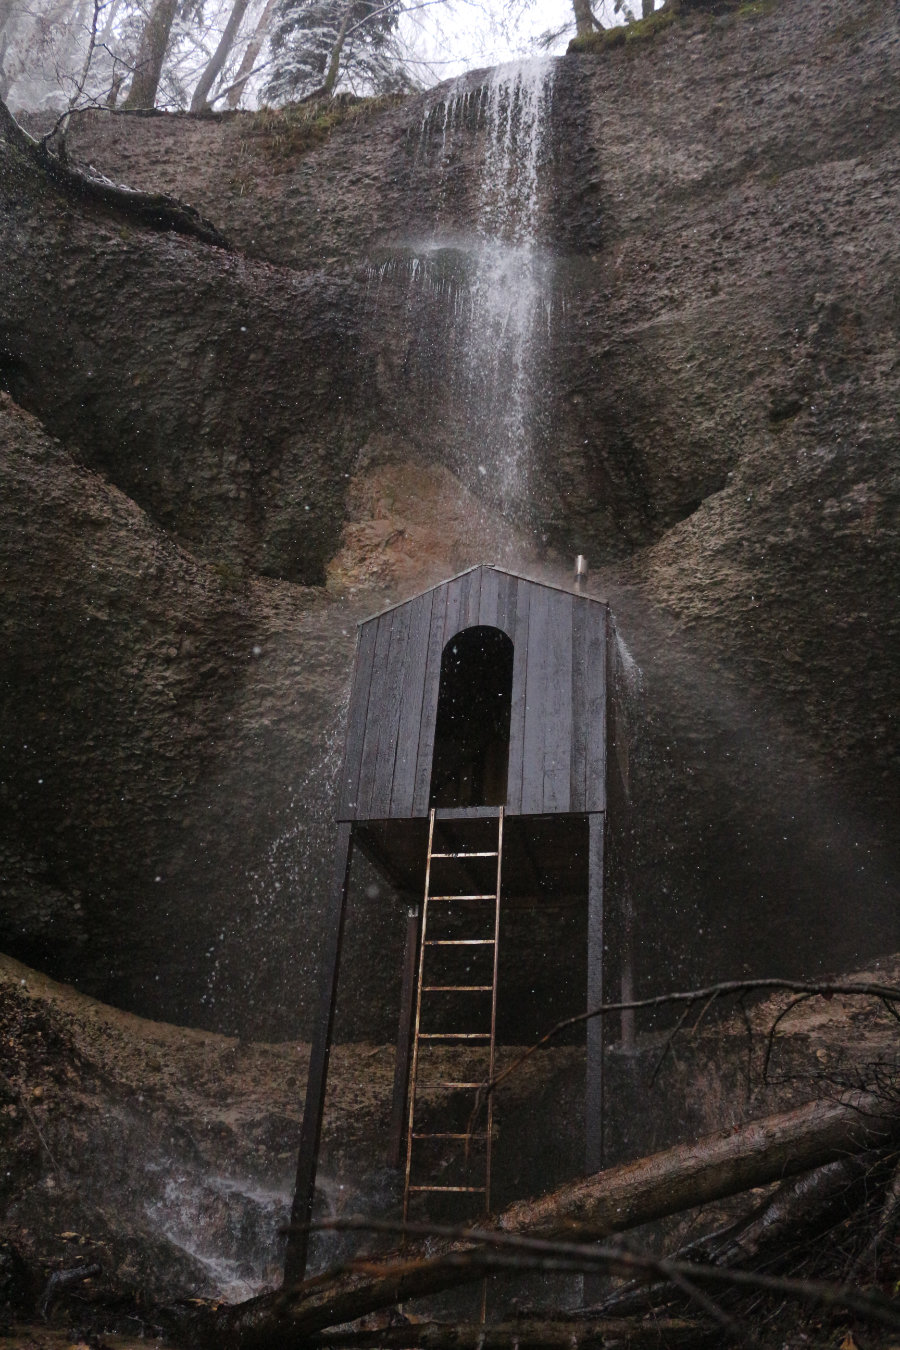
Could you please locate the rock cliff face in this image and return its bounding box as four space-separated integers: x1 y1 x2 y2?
0 0 898 1037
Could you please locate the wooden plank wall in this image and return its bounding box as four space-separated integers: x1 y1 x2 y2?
337 567 607 821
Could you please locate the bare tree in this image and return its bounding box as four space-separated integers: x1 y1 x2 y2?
189 0 251 109
222 0 276 105
0 0 17 100
122 0 179 107
571 0 596 38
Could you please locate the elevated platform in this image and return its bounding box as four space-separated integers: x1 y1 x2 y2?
353 810 593 908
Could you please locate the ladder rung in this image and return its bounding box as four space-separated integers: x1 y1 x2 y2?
418 1032 491 1041
425 939 494 946
422 985 493 992
412 1132 490 1139
403 807 501 1225
408 1186 486 1193
427 894 496 901
429 851 499 859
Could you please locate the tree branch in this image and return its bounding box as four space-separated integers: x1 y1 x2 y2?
0 96 228 247
207 1088 900 1345
308 1216 900 1333
310 1315 713 1348
473 979 900 1117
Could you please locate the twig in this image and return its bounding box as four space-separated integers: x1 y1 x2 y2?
690 988 722 1037
308 1216 900 1331
762 993 814 1085
0 1068 63 1182
472 979 900 1117
38 0 105 153
310 1315 711 1348
665 1267 755 1349
848 1152 900 1277
738 995 755 1103
650 996 699 1084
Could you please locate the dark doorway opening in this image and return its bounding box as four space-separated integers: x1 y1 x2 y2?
429 626 514 808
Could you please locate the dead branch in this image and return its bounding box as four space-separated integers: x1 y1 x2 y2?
593 1151 885 1317
0 1067 62 1181
207 1089 899 1345
306 1218 900 1332
310 1315 715 1348
0 98 228 247
474 978 900 1114
849 1152 900 1277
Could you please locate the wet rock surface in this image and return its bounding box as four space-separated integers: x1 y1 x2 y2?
0 952 584 1314
1 949 897 1322
0 394 353 1032
0 0 897 1041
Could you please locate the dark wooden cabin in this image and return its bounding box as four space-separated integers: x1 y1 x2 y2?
286 565 613 1280
339 563 607 822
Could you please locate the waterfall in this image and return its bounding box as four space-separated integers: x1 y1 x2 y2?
370 60 555 536
457 60 554 521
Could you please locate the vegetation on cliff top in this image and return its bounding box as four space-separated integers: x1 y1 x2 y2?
567 0 777 55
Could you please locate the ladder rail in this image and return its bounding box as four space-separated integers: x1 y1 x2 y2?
485 809 503 1213
403 807 504 1224
402 807 436 1222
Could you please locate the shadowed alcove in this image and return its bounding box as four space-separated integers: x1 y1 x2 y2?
430 626 514 809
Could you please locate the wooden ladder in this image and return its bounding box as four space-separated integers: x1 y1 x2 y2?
403 808 503 1223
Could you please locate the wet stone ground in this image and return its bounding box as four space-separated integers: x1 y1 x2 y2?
2 950 899 1341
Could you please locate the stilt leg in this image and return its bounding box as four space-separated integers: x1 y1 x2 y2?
388 902 420 1168
586 812 605 1173
283 820 354 1285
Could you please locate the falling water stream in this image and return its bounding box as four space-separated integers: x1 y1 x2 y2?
369 59 556 530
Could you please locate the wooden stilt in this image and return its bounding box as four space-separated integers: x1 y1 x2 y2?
388 902 421 1168
283 820 354 1285
586 811 605 1173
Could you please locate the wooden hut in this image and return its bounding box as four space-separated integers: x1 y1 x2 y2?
286 564 613 1279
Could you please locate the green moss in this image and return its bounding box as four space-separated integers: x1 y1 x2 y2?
568 24 624 53
212 560 246 592
736 0 774 17
245 92 408 163
625 7 676 40
567 6 674 54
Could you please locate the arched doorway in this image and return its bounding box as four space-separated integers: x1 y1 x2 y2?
429 625 514 808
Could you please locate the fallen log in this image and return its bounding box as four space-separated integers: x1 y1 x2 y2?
310 1315 714 1348
592 1151 887 1317
211 1090 899 1346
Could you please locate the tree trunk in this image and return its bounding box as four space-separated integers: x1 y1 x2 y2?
0 0 16 38
0 0 21 89
641 0 654 16
321 2 352 99
122 0 178 109
224 0 276 108
212 1092 899 1346
189 0 251 112
572 0 595 37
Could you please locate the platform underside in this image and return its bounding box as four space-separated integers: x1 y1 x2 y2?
352 810 597 908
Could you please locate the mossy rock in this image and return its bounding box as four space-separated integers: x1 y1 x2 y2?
736 0 775 17
625 8 677 40
244 92 408 162
567 6 675 54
